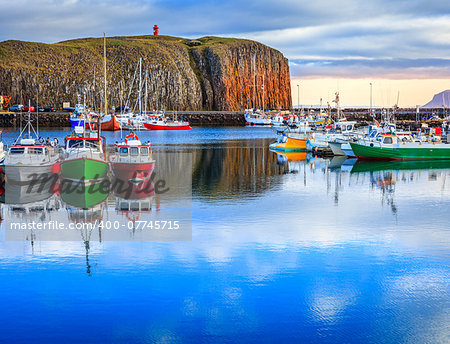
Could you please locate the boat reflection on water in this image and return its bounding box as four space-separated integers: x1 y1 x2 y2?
59 178 110 210
112 177 156 229
351 159 450 173
272 150 307 174
0 176 61 247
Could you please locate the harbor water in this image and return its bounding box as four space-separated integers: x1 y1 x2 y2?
0 127 449 343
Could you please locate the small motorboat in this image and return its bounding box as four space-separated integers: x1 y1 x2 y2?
144 114 191 130
269 132 307 152
109 133 155 183
2 114 60 183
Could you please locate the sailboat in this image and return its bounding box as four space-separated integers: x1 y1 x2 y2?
61 34 109 183
2 103 60 183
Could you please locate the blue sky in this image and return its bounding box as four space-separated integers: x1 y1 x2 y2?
1 0 449 105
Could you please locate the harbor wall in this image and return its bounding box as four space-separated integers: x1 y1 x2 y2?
0 109 446 128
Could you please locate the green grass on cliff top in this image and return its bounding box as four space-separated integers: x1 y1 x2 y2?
1 35 255 49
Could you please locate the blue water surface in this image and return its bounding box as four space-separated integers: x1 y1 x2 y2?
0 126 449 343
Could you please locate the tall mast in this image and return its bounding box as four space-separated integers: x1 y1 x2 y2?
139 57 142 115
144 69 148 115
36 87 39 137
262 73 265 113
252 54 256 109
101 33 107 139
103 33 107 117
93 65 96 112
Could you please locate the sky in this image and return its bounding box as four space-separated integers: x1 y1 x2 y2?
1 0 449 107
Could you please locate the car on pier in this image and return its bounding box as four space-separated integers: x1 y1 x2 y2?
44 106 56 112
9 104 23 112
23 105 36 112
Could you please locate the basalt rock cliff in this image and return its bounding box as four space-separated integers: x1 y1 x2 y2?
0 35 291 111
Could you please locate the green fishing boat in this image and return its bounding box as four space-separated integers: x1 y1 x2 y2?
61 132 108 182
350 135 450 160
60 178 109 209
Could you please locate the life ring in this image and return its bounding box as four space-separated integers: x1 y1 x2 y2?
125 134 139 144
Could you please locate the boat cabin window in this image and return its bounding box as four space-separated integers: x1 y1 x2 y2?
140 147 149 155
85 141 98 149
10 147 25 154
119 202 129 211
130 147 139 156
141 202 151 210
68 140 84 148
130 202 140 211
383 137 393 144
28 147 43 155
120 147 129 156
346 125 353 131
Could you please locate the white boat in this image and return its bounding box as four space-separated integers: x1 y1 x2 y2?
307 121 357 151
117 113 147 130
244 109 271 126
3 114 60 183
271 114 285 127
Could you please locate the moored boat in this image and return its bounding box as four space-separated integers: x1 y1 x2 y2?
350 134 450 160
2 114 60 183
144 114 191 130
244 108 271 126
61 129 108 183
100 114 121 131
109 133 155 183
269 133 307 152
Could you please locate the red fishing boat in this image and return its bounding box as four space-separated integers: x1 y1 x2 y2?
86 114 121 131
109 133 155 183
143 114 191 130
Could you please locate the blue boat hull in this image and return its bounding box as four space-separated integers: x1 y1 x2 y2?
70 118 85 129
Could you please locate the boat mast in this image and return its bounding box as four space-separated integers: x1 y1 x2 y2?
144 69 148 116
28 100 31 138
101 33 107 139
262 73 265 113
93 65 96 112
252 54 256 109
36 87 39 138
139 57 142 115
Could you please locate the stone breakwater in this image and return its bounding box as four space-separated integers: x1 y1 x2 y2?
0 112 70 127
0 108 445 128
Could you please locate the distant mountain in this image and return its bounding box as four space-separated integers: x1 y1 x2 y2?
422 90 450 108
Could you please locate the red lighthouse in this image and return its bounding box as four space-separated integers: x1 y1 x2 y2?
153 25 159 36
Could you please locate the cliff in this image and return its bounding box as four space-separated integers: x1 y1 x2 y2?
0 35 291 111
